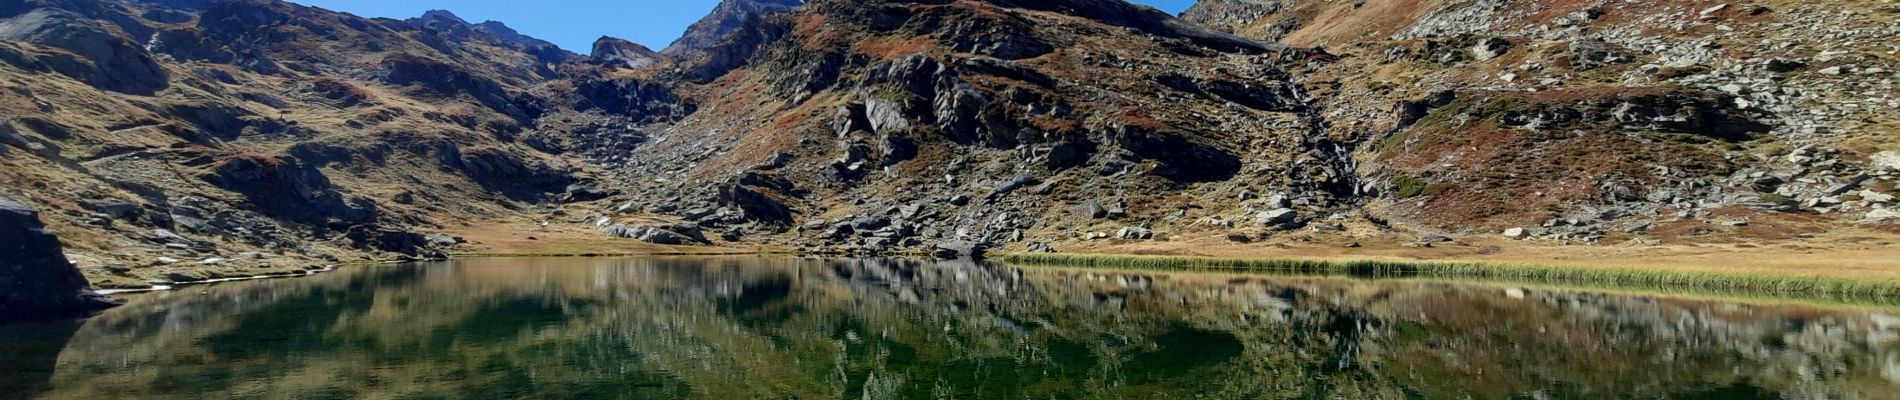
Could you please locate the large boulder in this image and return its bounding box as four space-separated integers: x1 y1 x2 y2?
0 196 120 323
719 183 795 225
602 223 708 245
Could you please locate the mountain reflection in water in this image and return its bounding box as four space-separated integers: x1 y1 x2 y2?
6 257 1899 399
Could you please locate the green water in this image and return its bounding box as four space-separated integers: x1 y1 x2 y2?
3 257 1898 399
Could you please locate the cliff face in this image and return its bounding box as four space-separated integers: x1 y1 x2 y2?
0 196 119 322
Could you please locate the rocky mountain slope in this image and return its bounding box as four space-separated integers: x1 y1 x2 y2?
564 0 1898 257
1179 0 1900 242
2 0 1897 318
660 0 803 57
0 0 613 291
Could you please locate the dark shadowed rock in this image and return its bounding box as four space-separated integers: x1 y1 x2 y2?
204 154 376 228
719 183 794 225
345 227 447 259
438 144 576 202
1113 125 1242 183
0 196 120 324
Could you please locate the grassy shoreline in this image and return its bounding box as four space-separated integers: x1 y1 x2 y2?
999 253 1900 305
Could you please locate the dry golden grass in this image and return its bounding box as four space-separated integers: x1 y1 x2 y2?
1036 226 1900 282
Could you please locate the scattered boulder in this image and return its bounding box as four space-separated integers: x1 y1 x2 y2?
1469 37 1511 61
1864 208 1900 224
932 241 988 260
1224 232 1253 243
990 174 1038 199
1872 151 1900 173
1256 208 1298 226
1503 228 1531 240
1025 242 1057 253
1 196 121 323
424 233 463 248
1116 226 1154 240
604 224 707 245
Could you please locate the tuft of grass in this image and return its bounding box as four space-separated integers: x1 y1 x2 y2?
1873 180 1897 194
998 253 1900 305
1376 131 1411 155
1473 97 1520 118
1393 175 1430 198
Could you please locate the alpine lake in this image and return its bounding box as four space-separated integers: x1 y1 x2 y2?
3 257 1897 399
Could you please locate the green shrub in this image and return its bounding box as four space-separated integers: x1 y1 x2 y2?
1394 175 1430 198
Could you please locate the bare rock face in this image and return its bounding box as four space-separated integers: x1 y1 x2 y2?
660 0 802 57
0 196 119 324
0 8 168 94
590 36 660 69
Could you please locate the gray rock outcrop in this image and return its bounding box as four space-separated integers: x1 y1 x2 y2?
591 36 660 69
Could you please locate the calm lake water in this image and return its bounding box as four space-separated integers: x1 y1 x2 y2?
3 257 1899 399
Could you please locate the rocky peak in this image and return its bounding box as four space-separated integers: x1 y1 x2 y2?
590 36 660 69
472 20 536 45
1179 0 1282 35
660 0 802 57
401 9 576 64
473 20 576 63
417 9 467 25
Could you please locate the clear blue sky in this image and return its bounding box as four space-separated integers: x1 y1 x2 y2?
288 0 1198 54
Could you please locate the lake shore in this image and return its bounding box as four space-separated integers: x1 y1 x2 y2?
438 219 1900 304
